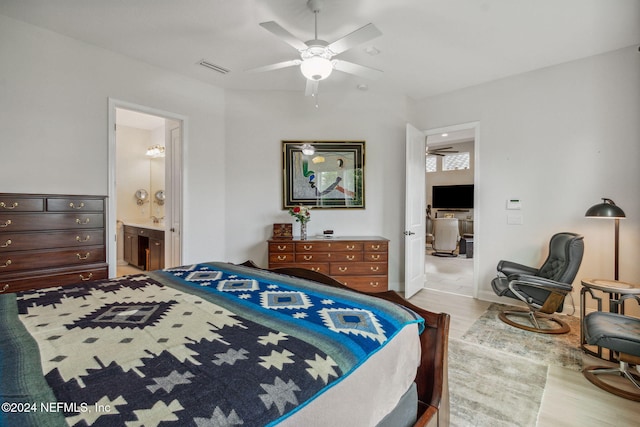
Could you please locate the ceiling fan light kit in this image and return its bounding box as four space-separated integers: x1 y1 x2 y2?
251 0 382 98
300 55 333 81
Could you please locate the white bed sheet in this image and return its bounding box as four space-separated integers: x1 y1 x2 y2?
279 322 421 426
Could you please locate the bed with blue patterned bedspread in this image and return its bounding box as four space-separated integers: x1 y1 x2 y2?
0 262 426 426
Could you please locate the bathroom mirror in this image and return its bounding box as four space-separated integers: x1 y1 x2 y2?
135 189 149 205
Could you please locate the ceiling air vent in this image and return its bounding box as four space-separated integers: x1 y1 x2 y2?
198 59 230 74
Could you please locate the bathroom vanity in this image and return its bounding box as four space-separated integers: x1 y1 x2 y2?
123 223 164 270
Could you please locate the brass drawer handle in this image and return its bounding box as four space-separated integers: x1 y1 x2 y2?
303 245 313 251
0 259 12 268
154 242 161 246
79 273 93 281
346 255 355 261
0 220 12 228
371 244 380 250
69 202 85 210
0 284 9 293
303 255 313 260
76 235 91 242
339 266 348 272
1 239 11 248
370 282 380 287
370 266 380 272
346 245 355 250
277 255 287 261
76 252 90 260
0 202 18 210
75 218 90 225
371 254 380 260
311 267 320 272
277 245 287 251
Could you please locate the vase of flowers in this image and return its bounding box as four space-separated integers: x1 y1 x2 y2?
288 205 311 239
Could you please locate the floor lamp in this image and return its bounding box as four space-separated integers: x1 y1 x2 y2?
585 198 626 281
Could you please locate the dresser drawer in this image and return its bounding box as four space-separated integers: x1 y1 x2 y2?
330 262 387 276
269 242 295 253
337 276 388 293
0 263 108 294
295 253 331 262
47 197 105 212
329 242 364 252
269 253 295 263
0 213 104 232
0 245 105 273
0 229 104 252
0 197 44 212
289 263 330 275
295 242 333 252
329 252 364 262
364 242 388 252
364 252 387 262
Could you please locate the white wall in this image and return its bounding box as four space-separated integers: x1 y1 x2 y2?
224 89 409 290
413 45 640 306
0 14 227 265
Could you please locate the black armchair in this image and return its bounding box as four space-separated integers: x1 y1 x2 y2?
491 232 584 334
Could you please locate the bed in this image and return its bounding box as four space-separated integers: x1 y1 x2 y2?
0 261 449 427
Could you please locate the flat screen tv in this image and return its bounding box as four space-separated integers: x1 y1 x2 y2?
432 184 474 209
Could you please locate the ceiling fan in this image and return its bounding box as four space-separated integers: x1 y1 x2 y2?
248 0 383 97
427 146 459 157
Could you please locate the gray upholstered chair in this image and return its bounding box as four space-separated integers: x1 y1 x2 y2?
582 312 640 401
491 232 584 334
432 218 459 257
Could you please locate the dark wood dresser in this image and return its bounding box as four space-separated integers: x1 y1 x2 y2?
268 236 389 293
0 193 108 293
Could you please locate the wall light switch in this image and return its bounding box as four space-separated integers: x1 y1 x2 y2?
507 214 523 225
506 199 522 210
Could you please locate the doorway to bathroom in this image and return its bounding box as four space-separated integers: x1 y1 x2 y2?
107 100 184 277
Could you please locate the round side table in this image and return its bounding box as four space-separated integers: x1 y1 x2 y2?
580 278 640 360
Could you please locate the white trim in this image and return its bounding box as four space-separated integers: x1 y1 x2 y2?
425 121 480 298
107 98 186 277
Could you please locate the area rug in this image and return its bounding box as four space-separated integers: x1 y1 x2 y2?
461 303 583 371
448 339 547 427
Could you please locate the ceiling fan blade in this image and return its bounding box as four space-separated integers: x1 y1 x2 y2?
327 23 382 55
246 59 301 73
305 79 319 97
333 60 383 80
259 21 308 51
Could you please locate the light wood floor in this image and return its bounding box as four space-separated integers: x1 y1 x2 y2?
408 289 640 427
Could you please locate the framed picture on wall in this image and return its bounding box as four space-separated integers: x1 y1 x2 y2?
282 141 365 209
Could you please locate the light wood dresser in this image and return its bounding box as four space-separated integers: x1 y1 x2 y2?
268 236 389 293
0 193 108 293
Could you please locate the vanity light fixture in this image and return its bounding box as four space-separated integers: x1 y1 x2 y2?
146 145 165 158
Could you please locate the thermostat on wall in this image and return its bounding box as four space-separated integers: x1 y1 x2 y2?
506 199 522 210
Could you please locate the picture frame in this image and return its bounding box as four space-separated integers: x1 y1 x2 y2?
282 141 365 209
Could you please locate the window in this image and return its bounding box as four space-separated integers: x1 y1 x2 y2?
426 155 437 173
443 152 470 171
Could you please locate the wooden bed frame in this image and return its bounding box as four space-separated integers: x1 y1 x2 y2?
241 262 450 427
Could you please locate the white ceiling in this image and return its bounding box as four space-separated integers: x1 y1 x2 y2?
1 0 638 100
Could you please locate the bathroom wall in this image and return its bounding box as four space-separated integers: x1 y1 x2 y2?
116 124 165 223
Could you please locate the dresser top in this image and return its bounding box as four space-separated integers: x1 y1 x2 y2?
269 236 388 242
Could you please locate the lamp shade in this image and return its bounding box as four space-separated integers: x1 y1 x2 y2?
300 56 333 81
585 198 626 218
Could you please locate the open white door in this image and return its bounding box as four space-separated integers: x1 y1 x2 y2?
166 125 182 268
404 123 426 298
